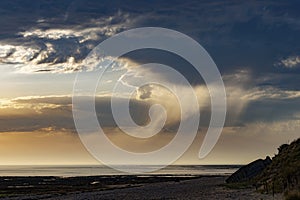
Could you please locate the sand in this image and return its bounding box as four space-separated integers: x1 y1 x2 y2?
1 176 283 200
49 176 283 200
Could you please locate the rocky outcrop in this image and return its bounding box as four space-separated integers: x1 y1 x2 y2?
226 138 300 198
226 156 272 183
255 138 300 194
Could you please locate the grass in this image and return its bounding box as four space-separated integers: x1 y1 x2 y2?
223 181 252 190
285 190 300 200
225 138 300 197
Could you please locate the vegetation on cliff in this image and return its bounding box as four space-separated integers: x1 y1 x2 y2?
227 138 300 199
254 138 300 198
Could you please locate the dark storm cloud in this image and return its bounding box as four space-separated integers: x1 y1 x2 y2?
1 0 300 75
241 97 300 124
2 81 300 134
141 1 300 81
1 0 300 132
0 0 133 72
0 97 74 132
0 96 160 133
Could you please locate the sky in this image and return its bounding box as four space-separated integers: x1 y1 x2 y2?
0 0 299 165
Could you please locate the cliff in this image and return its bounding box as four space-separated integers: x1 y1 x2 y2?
226 156 272 183
226 138 300 199
254 138 300 195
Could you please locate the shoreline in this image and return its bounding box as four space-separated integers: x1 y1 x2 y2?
0 175 283 200
0 174 221 199
0 164 241 177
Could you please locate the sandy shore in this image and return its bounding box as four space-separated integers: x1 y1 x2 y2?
47 176 283 200
0 176 283 200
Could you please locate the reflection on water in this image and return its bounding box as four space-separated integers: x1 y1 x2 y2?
0 165 241 177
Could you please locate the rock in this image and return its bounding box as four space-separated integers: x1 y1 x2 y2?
226 156 272 183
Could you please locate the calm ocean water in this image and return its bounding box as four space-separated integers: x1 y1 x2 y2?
0 165 241 177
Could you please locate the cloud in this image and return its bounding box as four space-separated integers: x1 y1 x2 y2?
0 95 160 133
0 44 40 64
217 70 300 124
0 42 82 73
275 56 300 69
0 0 299 80
0 96 73 132
0 44 124 74
221 70 300 126
1 66 299 134
0 1 296 72
243 86 300 100
0 0 300 165
0 10 135 74
86 66 300 129
18 11 132 43
0 81 204 134
19 14 129 43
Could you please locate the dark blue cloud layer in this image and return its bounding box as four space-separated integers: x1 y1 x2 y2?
1 0 300 131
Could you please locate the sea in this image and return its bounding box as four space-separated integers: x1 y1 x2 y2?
0 165 241 177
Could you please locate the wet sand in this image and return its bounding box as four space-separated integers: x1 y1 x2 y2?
0 176 283 200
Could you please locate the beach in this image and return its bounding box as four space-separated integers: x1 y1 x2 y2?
0 175 283 200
